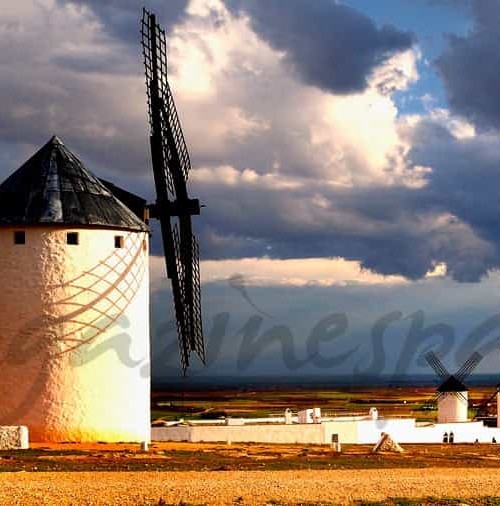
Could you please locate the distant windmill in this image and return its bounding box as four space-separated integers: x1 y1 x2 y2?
141 8 205 373
474 382 500 424
424 351 483 423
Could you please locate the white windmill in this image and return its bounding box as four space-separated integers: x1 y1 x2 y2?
425 351 483 423
0 9 205 443
0 136 152 442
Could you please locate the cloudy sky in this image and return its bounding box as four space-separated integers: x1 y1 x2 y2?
2 0 500 382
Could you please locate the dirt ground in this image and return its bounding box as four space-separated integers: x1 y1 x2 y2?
1 468 500 505
3 441 500 472
1 443 500 504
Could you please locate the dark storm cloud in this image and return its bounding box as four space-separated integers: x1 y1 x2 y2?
195 184 438 280
0 2 156 189
50 53 133 75
0 69 151 184
359 121 500 283
190 114 500 283
224 0 414 94
436 0 500 128
0 1 191 187
56 0 189 43
408 119 500 280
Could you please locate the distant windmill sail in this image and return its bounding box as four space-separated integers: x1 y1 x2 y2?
424 351 450 381
455 352 483 382
424 351 483 406
141 8 205 372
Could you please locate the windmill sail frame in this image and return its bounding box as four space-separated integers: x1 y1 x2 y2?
141 8 205 372
424 351 483 405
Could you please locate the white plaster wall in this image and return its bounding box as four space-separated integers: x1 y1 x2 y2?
152 423 325 444
322 420 359 444
153 419 500 445
438 392 468 423
0 227 150 442
355 418 500 444
408 422 500 443
355 419 415 444
355 419 500 444
152 426 192 442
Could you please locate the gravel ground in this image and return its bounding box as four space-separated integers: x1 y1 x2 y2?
0 468 499 505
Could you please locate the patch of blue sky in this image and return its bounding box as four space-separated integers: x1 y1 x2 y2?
393 65 446 116
344 0 472 115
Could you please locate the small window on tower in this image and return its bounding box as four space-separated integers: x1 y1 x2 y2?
114 235 124 248
67 232 79 245
14 231 25 245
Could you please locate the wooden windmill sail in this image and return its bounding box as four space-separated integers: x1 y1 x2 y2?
141 8 205 373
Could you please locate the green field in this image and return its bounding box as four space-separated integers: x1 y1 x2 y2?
151 385 496 423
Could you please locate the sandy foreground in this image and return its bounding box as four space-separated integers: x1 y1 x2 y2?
0 468 498 505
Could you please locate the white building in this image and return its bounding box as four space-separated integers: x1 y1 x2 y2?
0 136 151 442
152 401 500 445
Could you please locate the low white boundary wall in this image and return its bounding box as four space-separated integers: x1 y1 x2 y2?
152 423 324 444
152 418 500 445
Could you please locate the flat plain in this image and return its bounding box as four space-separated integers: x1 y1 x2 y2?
150 384 497 422
1 385 499 505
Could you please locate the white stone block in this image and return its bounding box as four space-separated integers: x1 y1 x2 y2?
0 426 29 449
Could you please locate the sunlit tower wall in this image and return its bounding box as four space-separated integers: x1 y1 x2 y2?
0 137 151 442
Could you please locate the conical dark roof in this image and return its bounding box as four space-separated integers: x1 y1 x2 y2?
438 375 468 393
0 136 148 231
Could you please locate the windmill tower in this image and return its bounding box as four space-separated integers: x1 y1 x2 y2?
425 351 483 423
0 136 151 442
0 9 205 443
